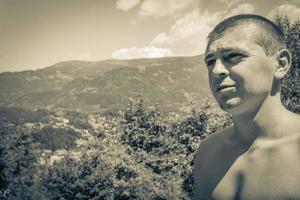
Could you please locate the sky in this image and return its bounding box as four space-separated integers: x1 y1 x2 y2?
0 0 299 72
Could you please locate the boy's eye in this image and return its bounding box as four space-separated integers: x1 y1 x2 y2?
225 53 245 62
205 59 216 67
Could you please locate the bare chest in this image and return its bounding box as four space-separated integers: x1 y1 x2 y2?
212 144 300 200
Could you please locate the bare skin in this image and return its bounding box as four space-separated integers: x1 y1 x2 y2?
193 106 300 200
193 25 300 200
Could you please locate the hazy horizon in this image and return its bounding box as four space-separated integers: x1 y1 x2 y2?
0 0 299 73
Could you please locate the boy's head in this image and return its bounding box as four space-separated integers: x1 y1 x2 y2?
204 14 291 115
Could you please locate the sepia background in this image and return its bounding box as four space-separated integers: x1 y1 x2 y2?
0 0 299 199
1 0 300 72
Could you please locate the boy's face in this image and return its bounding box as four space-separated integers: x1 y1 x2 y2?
204 27 276 116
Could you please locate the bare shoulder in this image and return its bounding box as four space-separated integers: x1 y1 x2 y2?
192 126 234 199
194 126 234 167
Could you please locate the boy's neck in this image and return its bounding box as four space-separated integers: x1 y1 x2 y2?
231 93 290 146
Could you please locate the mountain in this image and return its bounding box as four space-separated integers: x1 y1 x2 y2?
0 55 211 113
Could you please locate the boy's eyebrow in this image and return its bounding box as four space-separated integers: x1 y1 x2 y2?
220 48 248 54
204 53 215 61
204 47 249 62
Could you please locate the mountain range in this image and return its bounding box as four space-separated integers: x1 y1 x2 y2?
0 55 212 113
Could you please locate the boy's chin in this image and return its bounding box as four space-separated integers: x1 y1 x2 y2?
219 97 242 112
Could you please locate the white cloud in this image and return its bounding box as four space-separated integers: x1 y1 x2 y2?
268 4 300 22
116 0 141 11
111 46 173 60
223 3 256 18
149 3 256 55
150 9 221 55
220 0 243 7
113 2 258 59
139 0 197 17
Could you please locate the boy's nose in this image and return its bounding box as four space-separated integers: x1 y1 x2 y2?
212 59 229 78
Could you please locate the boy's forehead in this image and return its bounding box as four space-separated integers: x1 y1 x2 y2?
206 29 258 55
206 24 261 54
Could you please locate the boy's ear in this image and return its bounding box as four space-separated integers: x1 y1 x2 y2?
274 49 292 79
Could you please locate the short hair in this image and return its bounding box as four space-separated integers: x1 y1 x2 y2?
207 14 286 56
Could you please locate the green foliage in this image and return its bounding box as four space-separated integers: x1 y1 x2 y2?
63 111 93 130
0 95 233 199
0 107 51 125
0 127 41 199
38 108 187 199
119 96 232 198
32 126 80 151
122 96 166 153
41 155 114 199
275 15 300 113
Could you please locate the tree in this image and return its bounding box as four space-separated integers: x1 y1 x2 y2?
275 15 300 113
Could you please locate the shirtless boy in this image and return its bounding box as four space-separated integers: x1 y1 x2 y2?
193 14 300 200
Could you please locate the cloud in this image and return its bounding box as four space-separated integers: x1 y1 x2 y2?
199 0 243 12
111 46 173 60
138 0 197 17
114 1 270 59
150 9 219 55
116 0 141 11
223 3 255 18
150 3 256 55
268 3 300 22
199 0 300 14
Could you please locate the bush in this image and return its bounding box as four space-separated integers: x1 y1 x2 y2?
32 126 80 151
0 128 41 199
275 15 300 113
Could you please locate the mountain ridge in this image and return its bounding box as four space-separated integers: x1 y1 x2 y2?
0 55 211 113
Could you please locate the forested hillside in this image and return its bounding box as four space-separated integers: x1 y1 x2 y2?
0 56 209 114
